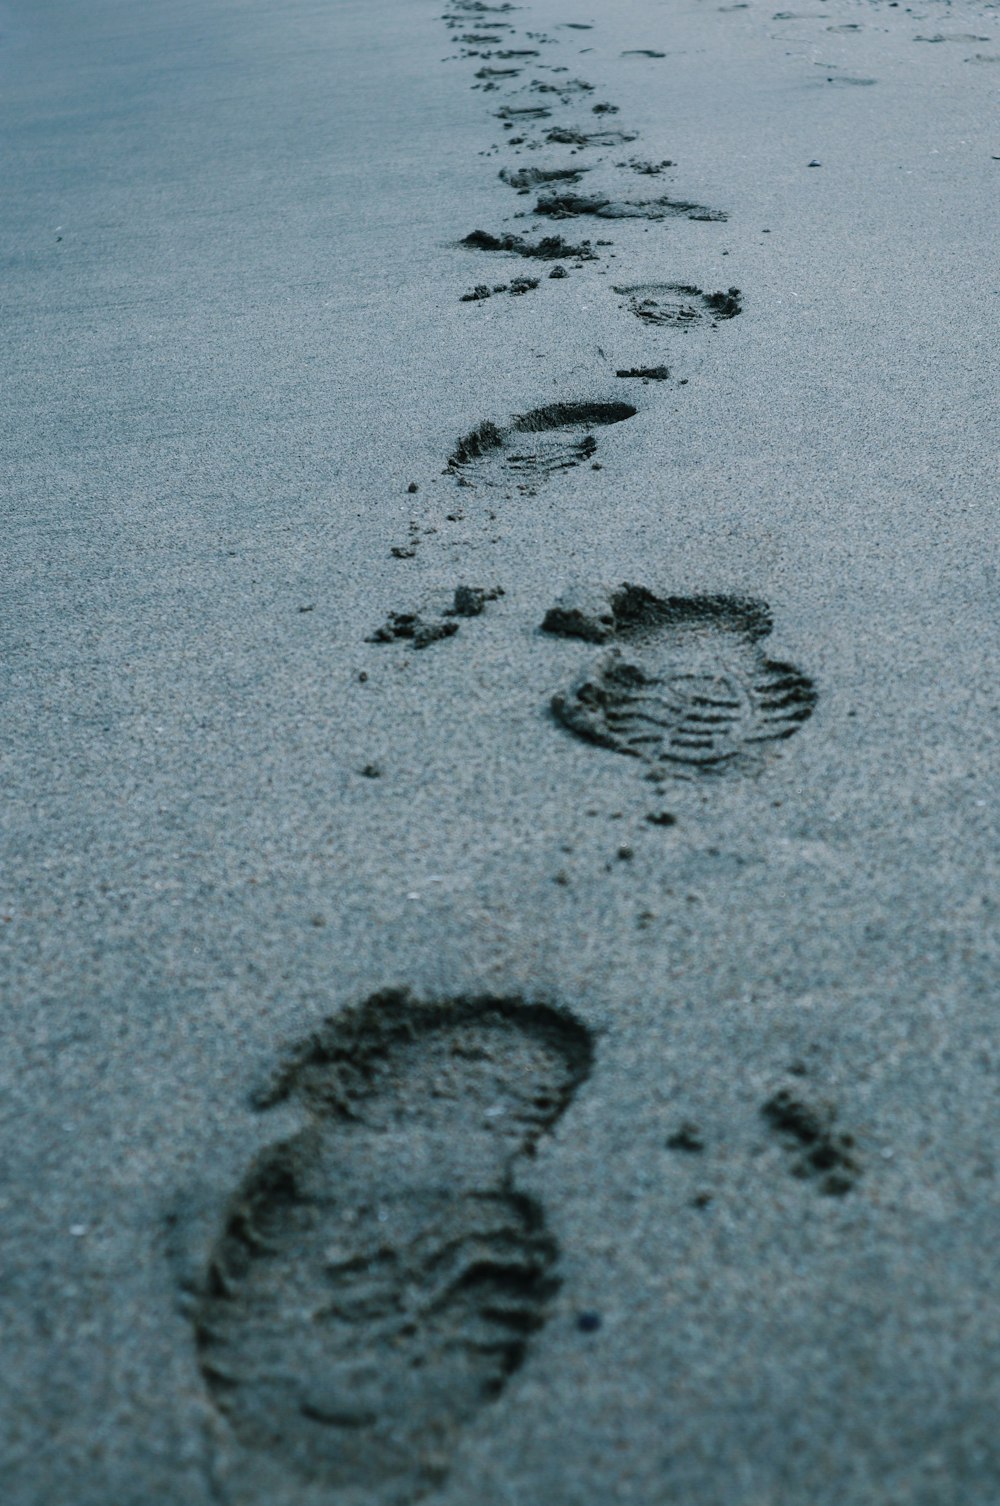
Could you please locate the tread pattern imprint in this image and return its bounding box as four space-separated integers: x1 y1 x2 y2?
448 401 636 491
544 585 817 778
194 992 593 1504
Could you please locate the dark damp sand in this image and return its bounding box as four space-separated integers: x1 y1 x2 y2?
1 0 998 1502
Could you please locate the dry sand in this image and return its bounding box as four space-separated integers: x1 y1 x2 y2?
1 0 998 1501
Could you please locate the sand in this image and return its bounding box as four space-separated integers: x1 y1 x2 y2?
1 0 998 1501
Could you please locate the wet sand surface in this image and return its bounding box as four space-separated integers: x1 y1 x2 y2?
1 0 998 1501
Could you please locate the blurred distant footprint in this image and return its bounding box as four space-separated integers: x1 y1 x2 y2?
196 992 592 1503
448 401 637 491
546 125 639 147
499 163 591 192
535 190 727 222
543 585 816 778
914 32 990 43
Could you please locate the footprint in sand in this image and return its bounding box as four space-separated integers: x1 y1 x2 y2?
543 584 817 778
194 992 592 1502
534 190 728 223
495 103 552 121
545 125 639 147
499 164 590 192
615 283 742 327
448 401 637 491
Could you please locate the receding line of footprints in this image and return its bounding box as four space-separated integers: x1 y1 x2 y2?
187 2 838 1499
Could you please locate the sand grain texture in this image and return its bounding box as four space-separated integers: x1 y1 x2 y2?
1 0 998 1502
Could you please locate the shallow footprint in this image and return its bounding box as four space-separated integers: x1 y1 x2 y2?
535 191 727 223
615 282 742 326
543 584 817 778
499 164 590 191
448 401 636 491
546 125 639 147
195 992 592 1503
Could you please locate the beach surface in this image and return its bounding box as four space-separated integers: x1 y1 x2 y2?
1 0 998 1501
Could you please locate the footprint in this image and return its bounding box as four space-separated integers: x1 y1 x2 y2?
914 32 989 42
499 164 590 190
534 191 728 223
615 283 742 326
445 0 517 12
543 584 817 778
495 104 552 121
195 992 592 1500
546 126 639 147
449 402 636 490
529 77 595 96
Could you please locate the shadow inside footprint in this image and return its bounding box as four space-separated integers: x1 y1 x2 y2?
194 992 592 1501
449 401 636 490
543 585 817 778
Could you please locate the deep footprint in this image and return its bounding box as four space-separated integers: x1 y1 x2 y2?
543 585 817 777
195 992 592 1501
616 283 742 326
448 401 636 489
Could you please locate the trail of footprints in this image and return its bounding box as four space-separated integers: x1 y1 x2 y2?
190 2 839 1498
436 0 814 776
